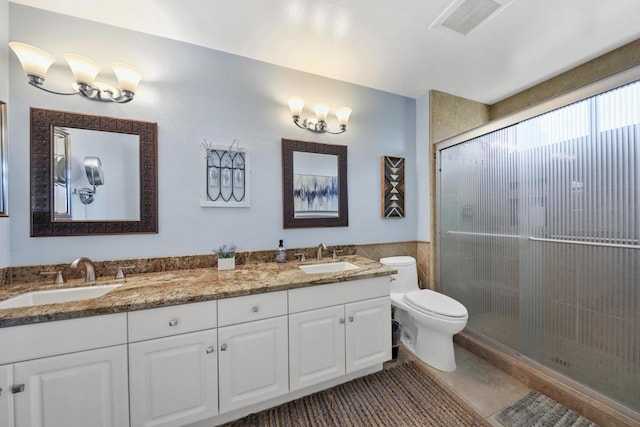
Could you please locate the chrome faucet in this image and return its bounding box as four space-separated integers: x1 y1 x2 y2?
316 243 327 261
70 257 96 282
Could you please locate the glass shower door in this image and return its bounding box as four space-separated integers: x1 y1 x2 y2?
439 81 640 412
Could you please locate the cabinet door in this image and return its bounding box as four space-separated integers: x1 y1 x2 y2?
1 364 14 427
13 345 129 427
289 305 345 392
345 297 391 373
129 329 218 427
218 316 288 413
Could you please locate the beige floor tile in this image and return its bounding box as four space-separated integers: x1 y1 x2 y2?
418 345 531 417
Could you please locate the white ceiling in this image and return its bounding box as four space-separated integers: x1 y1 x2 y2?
9 0 640 103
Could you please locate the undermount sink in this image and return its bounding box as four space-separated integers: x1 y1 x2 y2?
299 262 359 274
0 284 122 310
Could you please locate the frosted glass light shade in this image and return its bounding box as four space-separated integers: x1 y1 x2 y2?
335 107 352 126
111 62 143 93
64 53 101 86
314 104 329 122
288 97 304 117
9 42 56 80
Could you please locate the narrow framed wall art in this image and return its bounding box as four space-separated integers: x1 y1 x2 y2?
382 156 405 218
201 140 250 207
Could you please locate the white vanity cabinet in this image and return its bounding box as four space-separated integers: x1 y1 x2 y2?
217 291 288 413
0 271 392 427
127 301 218 427
0 364 14 427
0 314 129 427
288 305 346 390
288 277 391 391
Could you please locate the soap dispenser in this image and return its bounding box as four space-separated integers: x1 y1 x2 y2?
277 240 286 263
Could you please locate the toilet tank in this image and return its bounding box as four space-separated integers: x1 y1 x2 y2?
379 256 418 294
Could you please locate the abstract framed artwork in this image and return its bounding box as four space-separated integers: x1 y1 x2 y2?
382 156 405 218
282 139 348 228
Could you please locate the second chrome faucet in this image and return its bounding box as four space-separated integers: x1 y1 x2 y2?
316 243 327 261
70 257 96 282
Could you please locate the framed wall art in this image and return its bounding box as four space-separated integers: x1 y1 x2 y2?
282 139 348 228
201 139 250 208
382 156 405 218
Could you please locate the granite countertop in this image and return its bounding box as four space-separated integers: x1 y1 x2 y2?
0 255 395 328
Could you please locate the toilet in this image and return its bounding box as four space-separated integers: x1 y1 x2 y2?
380 256 468 372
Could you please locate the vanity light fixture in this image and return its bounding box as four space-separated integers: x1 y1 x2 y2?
288 97 352 134
9 42 143 104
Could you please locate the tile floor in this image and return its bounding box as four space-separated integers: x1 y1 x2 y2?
385 344 531 426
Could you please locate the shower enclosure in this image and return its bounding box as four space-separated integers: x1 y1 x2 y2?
438 78 639 412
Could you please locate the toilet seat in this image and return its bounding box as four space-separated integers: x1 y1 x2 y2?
403 290 468 320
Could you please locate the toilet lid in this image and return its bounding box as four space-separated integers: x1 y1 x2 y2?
403 290 468 318
379 256 415 267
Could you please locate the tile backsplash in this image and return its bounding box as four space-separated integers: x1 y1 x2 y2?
3 241 432 287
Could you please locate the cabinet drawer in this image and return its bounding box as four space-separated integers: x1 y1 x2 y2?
0 313 127 364
218 291 287 326
128 300 217 342
289 277 390 313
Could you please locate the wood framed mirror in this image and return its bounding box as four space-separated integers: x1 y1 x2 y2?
30 108 158 236
282 138 348 228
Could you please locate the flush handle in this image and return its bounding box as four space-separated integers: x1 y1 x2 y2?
168 319 178 327
220 343 227 351
348 316 354 323
11 384 25 394
251 306 259 313
339 318 345 324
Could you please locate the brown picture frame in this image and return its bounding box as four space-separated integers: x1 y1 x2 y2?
30 108 158 236
282 138 348 229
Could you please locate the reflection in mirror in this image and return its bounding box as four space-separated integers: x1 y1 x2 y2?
53 129 71 219
31 108 157 236
0 101 7 217
52 127 140 221
282 139 348 228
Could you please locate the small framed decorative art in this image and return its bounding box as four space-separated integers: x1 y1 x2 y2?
201 139 250 207
382 156 405 218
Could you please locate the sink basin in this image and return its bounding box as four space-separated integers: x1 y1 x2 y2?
299 262 359 274
0 284 122 309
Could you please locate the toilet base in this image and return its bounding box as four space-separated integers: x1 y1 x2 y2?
414 327 457 372
394 307 461 372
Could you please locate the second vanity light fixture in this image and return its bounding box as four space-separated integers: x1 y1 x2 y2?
9 42 143 104
288 97 352 134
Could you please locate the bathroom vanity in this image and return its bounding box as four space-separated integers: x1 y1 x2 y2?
0 256 394 427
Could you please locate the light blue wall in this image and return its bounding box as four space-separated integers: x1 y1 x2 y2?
8 4 417 265
0 0 10 268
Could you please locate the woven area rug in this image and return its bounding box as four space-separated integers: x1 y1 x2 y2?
222 361 487 426
496 391 598 427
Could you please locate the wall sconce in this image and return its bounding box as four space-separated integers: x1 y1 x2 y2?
288 97 352 134
9 42 143 104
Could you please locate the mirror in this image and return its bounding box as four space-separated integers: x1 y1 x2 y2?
52 127 139 220
0 101 7 217
31 108 157 236
282 138 348 228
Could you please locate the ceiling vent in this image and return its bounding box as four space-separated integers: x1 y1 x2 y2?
431 0 515 36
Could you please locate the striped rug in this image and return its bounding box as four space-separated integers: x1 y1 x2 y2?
222 361 488 426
